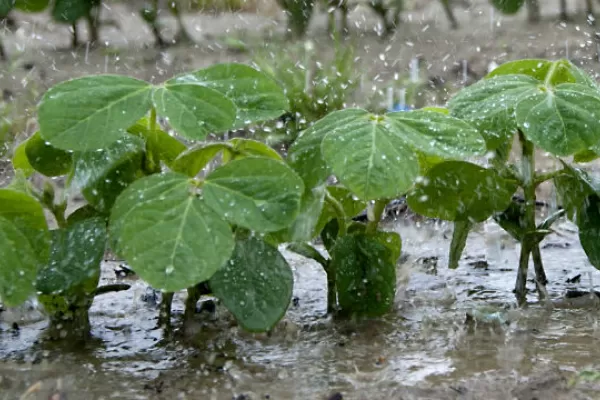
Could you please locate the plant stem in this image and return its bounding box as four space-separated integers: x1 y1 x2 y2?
531 244 547 300
324 190 347 237
149 107 157 132
158 292 174 331
366 199 387 234
515 130 542 306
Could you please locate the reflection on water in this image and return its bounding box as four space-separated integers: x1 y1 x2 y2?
2 218 600 399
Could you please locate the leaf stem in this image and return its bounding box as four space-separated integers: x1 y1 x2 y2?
366 199 387 234
149 107 157 133
534 169 564 187
324 190 347 237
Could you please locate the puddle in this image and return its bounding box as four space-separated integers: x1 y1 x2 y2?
2 217 600 399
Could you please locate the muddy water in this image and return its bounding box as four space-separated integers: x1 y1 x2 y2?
2 216 600 399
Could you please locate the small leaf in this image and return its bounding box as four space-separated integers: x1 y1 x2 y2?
203 157 304 232
554 164 600 220
321 109 419 200
0 217 40 306
178 63 289 128
152 80 236 140
36 218 106 295
449 220 472 269
578 194 600 270
67 204 106 225
315 185 366 234
516 83 600 156
574 149 600 163
210 237 293 332
127 117 186 168
71 135 145 212
38 75 153 151
407 161 518 222
374 230 402 265
227 138 282 161
486 59 574 85
25 131 73 177
171 143 231 177
12 140 35 177
385 110 486 159
14 0 48 12
448 75 538 150
490 0 524 14
52 0 90 22
331 233 396 317
110 173 235 292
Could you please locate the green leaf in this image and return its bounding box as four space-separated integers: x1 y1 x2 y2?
171 143 231 177
374 230 402 265
288 109 359 189
12 139 35 177
0 217 40 306
36 217 105 295
25 131 72 177
71 135 145 213
227 138 283 161
178 63 289 128
0 0 14 16
516 83 600 156
52 0 91 22
152 79 237 141
315 185 366 234
110 173 234 292
127 117 186 168
554 164 600 220
67 204 106 225
203 157 304 232
331 233 396 317
493 201 526 241
385 110 485 159
38 75 153 151
279 185 326 243
490 0 524 14
449 220 472 269
407 161 518 222
209 237 293 332
14 0 48 12
574 149 600 163
448 75 538 149
486 59 573 85
320 109 419 200
578 194 600 270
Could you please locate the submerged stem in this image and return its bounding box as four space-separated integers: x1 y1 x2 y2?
158 292 174 331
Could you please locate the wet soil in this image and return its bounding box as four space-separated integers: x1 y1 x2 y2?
4 0 600 398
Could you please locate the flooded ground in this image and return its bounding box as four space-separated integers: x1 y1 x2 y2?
4 0 600 398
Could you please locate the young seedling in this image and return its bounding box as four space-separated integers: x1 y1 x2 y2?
408 58 600 305
283 104 485 317
2 62 305 338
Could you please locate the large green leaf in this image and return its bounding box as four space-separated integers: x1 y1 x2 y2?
515 83 600 156
38 75 153 151
578 194 600 270
448 75 538 149
407 161 518 222
25 131 73 177
385 110 485 159
0 217 40 306
176 63 289 128
288 109 360 189
203 157 304 232
320 109 419 200
127 117 186 168
71 135 145 213
331 233 396 317
110 173 234 292
36 217 105 295
171 143 231 177
210 237 293 332
152 79 237 141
